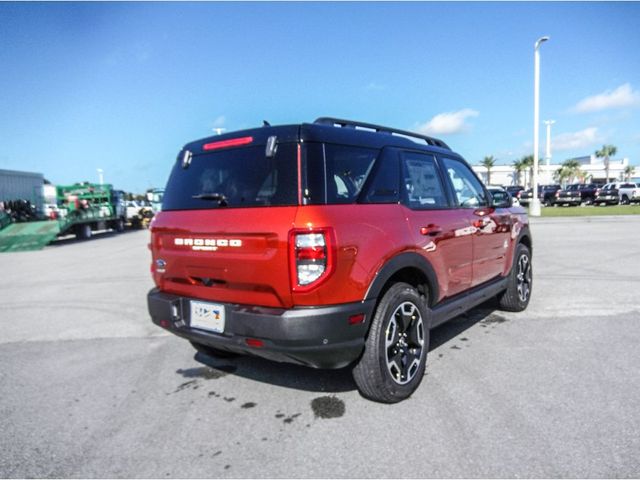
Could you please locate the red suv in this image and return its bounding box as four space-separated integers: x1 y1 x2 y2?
148 118 532 403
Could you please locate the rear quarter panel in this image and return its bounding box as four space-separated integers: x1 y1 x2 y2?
292 205 412 306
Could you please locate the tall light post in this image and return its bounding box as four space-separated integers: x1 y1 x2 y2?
531 36 549 217
97 168 104 185
544 120 555 167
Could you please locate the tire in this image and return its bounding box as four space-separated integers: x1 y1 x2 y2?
189 341 238 359
76 223 92 240
621 195 630 205
352 282 429 403
115 217 125 233
497 243 532 312
543 198 552 207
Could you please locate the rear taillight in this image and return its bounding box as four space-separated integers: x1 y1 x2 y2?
555 191 560 198
289 228 335 292
596 188 601 195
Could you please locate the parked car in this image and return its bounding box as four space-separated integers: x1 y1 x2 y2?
554 184 599 206
519 184 561 207
505 185 526 202
147 117 533 403
617 182 640 205
594 183 620 206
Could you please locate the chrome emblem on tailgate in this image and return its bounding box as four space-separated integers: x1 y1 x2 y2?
174 238 243 251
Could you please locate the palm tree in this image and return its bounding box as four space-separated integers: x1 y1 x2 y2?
562 159 582 184
624 165 636 180
480 155 496 185
521 155 534 188
512 158 527 186
554 166 571 186
595 144 617 183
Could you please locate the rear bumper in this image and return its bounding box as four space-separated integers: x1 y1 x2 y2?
554 197 581 205
595 196 619 204
147 288 376 369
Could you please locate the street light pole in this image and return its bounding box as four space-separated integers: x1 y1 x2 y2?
531 36 549 217
544 120 555 166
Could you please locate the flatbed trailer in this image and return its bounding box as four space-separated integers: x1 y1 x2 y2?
0 182 126 252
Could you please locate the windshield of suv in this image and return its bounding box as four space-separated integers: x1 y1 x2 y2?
162 144 298 210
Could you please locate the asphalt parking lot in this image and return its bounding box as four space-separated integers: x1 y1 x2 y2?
1 216 639 478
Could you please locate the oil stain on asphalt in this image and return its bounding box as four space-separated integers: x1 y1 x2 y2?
311 396 345 419
169 365 238 394
176 365 237 380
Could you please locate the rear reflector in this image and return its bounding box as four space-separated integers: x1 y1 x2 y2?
349 314 366 325
203 136 253 151
245 338 264 348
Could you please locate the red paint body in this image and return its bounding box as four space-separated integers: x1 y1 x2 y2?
150 202 527 309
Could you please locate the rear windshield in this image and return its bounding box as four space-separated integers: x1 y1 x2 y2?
162 144 297 210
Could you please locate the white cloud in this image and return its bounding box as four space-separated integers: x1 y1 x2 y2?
416 109 479 136
552 127 603 151
573 83 640 113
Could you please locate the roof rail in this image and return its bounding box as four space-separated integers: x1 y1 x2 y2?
314 117 451 150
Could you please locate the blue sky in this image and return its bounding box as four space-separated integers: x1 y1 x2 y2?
1 2 639 192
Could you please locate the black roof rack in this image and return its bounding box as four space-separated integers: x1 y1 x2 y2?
314 117 451 150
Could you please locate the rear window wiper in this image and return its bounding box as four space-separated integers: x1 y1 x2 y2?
192 192 228 206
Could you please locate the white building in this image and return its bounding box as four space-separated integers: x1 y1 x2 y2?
473 156 630 187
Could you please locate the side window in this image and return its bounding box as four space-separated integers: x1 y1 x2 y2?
304 144 379 205
401 152 448 209
441 157 488 208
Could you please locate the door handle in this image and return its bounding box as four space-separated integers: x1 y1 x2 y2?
420 225 442 236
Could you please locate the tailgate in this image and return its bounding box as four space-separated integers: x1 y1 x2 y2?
151 208 297 308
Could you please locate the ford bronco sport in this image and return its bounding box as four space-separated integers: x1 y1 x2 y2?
148 117 532 403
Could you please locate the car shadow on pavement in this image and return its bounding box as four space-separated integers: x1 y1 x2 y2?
189 301 503 395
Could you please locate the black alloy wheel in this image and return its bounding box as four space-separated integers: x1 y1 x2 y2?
384 301 425 385
515 252 532 303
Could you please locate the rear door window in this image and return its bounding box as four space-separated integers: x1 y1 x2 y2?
162 144 298 210
400 152 448 209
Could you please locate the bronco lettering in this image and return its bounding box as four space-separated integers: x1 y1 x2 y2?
174 238 242 247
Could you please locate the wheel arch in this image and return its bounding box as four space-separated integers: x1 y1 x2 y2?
517 225 533 256
363 252 439 308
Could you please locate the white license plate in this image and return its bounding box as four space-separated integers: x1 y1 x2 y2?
190 300 225 333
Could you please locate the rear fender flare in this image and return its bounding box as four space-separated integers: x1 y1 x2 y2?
363 252 440 306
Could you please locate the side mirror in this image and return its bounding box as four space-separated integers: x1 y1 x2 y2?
491 191 512 208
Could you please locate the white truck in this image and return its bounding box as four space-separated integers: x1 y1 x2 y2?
595 182 640 205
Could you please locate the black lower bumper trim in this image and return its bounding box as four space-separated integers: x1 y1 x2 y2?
147 289 376 369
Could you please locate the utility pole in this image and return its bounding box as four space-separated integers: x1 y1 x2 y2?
544 120 555 166
531 36 550 217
